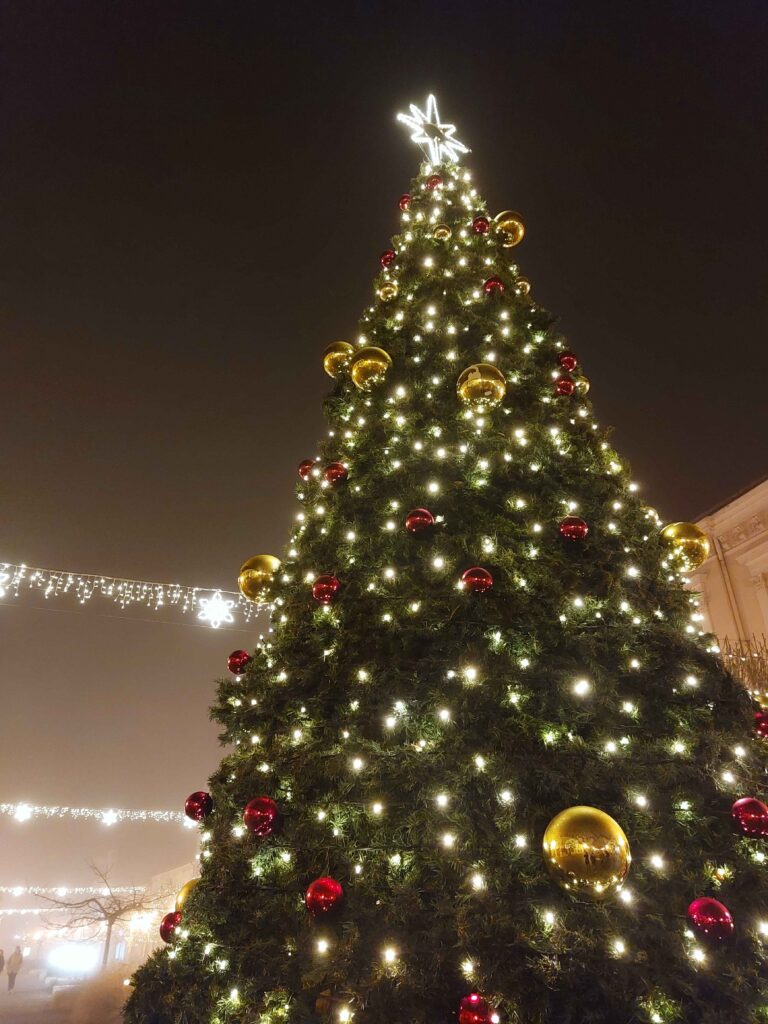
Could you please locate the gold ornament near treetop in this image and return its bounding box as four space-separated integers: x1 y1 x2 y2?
350 346 392 391
323 341 355 379
494 210 525 247
238 554 281 602
433 223 452 241
575 375 591 395
456 363 507 409
514 276 531 296
659 521 711 571
377 281 398 301
175 878 199 912
543 805 631 900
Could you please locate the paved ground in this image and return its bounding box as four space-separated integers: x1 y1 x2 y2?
0 974 68 1023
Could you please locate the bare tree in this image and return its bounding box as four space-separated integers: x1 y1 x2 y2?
36 864 172 970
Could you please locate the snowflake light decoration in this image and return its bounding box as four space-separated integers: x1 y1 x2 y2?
397 94 469 164
197 590 235 629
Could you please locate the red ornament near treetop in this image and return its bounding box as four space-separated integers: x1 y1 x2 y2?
243 796 280 837
227 649 251 675
472 216 490 234
461 567 494 594
687 897 734 942
731 797 768 837
184 791 213 822
312 574 340 604
399 193 411 211
555 375 575 397
458 994 494 1024
159 910 183 944
426 174 443 190
482 276 504 296
755 711 768 739
380 249 396 268
559 516 589 542
405 508 435 534
305 876 344 917
298 459 316 481
558 351 578 372
324 462 348 485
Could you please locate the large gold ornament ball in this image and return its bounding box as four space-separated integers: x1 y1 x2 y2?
350 346 392 391
323 341 355 379
238 554 281 602
456 363 507 409
175 878 199 912
494 210 525 247
575 375 590 395
433 223 452 241
543 805 631 900
659 521 711 571
377 281 398 301
514 276 531 296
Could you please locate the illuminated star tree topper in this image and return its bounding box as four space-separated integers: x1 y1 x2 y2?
397 93 470 164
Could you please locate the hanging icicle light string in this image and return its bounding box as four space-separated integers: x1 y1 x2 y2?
0 802 195 828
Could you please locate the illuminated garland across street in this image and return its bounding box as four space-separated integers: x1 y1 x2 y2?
0 885 145 896
0 562 263 628
0 802 194 828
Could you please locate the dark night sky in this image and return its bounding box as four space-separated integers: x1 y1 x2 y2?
1 0 767 905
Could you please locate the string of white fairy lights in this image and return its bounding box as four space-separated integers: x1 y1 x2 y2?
0 802 194 829
0 562 262 629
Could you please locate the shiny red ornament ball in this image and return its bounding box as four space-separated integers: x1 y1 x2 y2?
312 574 340 604
461 567 494 594
380 249 396 268
458 994 494 1024
472 216 490 234
405 508 435 534
558 350 578 372
732 797 768 837
483 276 505 296
243 796 279 837
298 459 316 481
305 876 344 917
184 790 213 822
324 462 348 485
755 711 768 739
399 193 412 211
687 897 734 942
554 375 575 397
559 516 589 542
227 649 251 675
159 910 183 943
426 174 443 190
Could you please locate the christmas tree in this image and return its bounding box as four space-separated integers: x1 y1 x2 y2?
126 97 768 1024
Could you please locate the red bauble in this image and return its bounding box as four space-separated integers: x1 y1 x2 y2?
184 791 213 822
405 508 435 534
380 249 396 268
305 876 344 917
461 567 494 594
243 796 279 837
755 711 768 739
458 994 493 1024
159 910 183 944
482 276 504 296
426 174 443 191
559 516 589 542
312 574 340 604
324 462 348 485
227 649 251 675
554 375 575 397
558 350 578 372
732 797 768 837
298 459 316 481
687 897 734 942
472 216 490 234
399 193 412 211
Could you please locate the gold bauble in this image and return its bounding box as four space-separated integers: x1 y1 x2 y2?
175 878 199 912
323 341 355 379
377 281 398 301
494 210 525 247
543 806 631 900
238 554 281 602
433 223 452 241
575 375 590 395
514 276 531 296
659 522 710 571
350 346 392 391
456 363 507 409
